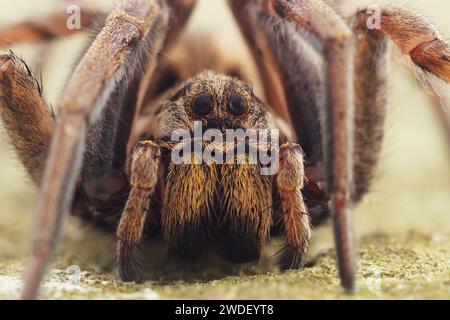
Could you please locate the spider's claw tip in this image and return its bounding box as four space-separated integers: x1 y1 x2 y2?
342 279 356 294
117 263 140 283
341 278 356 294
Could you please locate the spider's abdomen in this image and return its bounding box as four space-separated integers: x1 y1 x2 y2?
161 161 273 263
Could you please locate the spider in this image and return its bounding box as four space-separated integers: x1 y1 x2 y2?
0 0 449 300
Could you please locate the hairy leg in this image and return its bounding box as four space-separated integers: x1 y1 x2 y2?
0 52 54 183
371 6 450 82
117 141 161 282
351 4 450 197
351 17 390 201
232 0 356 291
232 0 450 292
81 0 170 206
84 0 196 202
228 0 328 229
164 0 197 49
276 143 311 269
128 0 197 155
21 0 170 300
228 0 295 137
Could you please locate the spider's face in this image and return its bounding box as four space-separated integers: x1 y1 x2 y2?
158 71 270 137
157 72 277 262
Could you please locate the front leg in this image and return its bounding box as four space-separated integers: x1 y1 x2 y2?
22 0 170 300
276 143 311 269
117 141 161 282
255 0 356 291
0 52 54 183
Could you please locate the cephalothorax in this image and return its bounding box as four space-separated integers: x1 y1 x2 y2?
0 0 449 299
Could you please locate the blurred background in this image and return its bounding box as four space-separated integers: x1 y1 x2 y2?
0 0 448 299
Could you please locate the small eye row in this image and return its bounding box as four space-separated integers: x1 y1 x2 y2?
191 93 248 116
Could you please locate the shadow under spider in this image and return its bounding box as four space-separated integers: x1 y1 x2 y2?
57 220 323 285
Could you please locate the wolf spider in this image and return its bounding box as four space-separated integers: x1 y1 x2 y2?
0 0 449 299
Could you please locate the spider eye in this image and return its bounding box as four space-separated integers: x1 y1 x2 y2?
228 94 248 116
192 93 213 116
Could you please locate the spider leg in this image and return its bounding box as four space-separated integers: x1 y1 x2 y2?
0 52 54 183
228 0 296 137
128 0 197 155
230 0 356 291
165 0 197 49
351 17 390 201
229 0 329 227
276 143 311 269
354 5 450 150
117 141 161 282
0 1 101 47
21 0 170 300
85 0 196 193
350 4 450 198
359 6 450 82
349 4 450 198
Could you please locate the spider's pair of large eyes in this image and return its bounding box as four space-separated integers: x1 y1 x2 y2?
191 93 248 116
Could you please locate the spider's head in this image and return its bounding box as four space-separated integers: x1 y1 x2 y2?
159 71 270 136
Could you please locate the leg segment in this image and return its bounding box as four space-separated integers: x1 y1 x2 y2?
0 1 101 47
165 0 197 49
351 16 390 201
228 0 296 140
83 0 196 205
128 0 197 155
276 143 311 269
0 53 54 183
231 0 356 291
81 0 170 205
350 4 450 198
361 5 450 82
117 141 161 282
231 1 450 292
21 0 170 300
228 0 328 224
354 5 450 153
